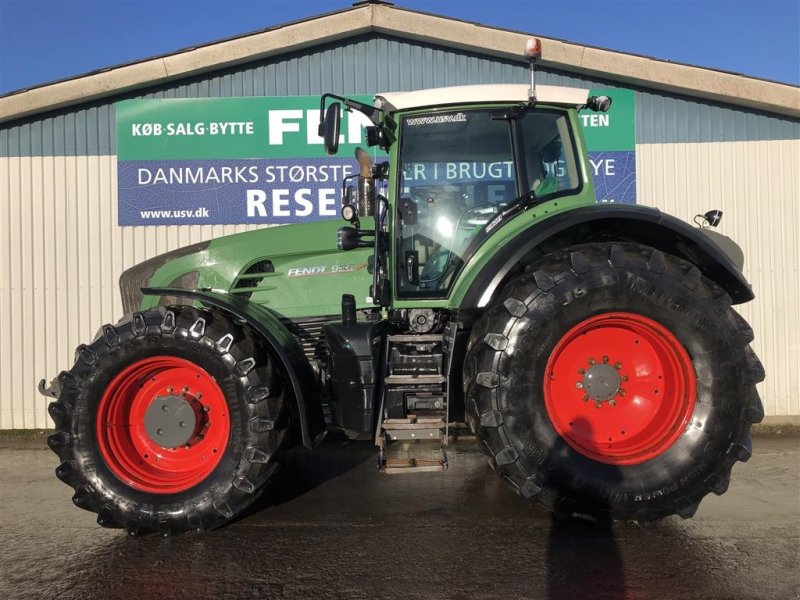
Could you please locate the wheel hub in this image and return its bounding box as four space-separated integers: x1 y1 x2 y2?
543 312 697 465
144 394 198 449
96 356 230 494
582 363 621 402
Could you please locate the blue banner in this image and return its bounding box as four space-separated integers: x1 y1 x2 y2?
118 158 360 225
589 151 637 204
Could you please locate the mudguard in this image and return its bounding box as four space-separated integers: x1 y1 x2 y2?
460 203 754 309
142 287 325 449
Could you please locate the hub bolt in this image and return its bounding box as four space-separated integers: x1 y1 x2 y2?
602 355 609 364
588 357 596 365
166 387 174 393
595 402 603 408
619 389 626 397
614 362 623 370
582 394 590 402
609 399 617 407
578 368 586 375
576 382 584 389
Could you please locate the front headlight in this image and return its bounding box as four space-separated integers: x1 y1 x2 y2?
119 241 210 314
157 271 200 308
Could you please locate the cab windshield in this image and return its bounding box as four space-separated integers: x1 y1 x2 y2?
396 107 580 298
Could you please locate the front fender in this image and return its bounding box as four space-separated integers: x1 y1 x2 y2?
142 287 325 449
458 204 754 309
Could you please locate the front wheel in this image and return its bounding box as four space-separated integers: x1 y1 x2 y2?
47 306 287 535
464 243 764 523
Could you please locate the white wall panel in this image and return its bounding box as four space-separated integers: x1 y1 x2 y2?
637 139 800 417
0 155 263 429
1 141 798 428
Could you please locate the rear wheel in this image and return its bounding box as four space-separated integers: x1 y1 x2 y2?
47 306 287 535
464 242 764 523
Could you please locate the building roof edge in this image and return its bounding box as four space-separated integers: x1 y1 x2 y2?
1 2 797 124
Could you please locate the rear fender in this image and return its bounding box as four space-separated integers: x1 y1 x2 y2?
142 287 325 449
459 204 754 309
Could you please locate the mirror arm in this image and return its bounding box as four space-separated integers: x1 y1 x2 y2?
318 93 383 132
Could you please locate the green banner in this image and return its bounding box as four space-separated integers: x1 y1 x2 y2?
116 95 375 160
580 88 635 151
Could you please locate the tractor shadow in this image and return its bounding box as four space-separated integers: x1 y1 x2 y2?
546 517 626 600
545 417 627 600
235 431 375 520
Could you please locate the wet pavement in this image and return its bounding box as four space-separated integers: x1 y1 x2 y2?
1 434 798 600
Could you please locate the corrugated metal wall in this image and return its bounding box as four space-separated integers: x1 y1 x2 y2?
637 140 800 416
0 156 264 428
1 33 798 428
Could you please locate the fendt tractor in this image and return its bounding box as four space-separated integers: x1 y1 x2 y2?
40 40 764 535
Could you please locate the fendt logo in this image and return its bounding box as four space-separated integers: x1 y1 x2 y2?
286 264 358 277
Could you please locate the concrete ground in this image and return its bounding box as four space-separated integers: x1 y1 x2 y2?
1 434 798 600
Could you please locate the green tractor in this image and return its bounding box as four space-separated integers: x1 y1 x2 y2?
40 40 764 535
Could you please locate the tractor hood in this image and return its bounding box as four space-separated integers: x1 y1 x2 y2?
121 220 373 319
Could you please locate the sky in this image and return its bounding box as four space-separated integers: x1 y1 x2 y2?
0 0 798 96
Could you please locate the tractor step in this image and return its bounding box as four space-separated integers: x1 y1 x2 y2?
384 374 446 385
383 416 445 440
382 449 448 474
379 416 448 474
378 408 449 475
376 321 457 475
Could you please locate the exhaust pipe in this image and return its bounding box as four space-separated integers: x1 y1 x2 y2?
355 147 375 217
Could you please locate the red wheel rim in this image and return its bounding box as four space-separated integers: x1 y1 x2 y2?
543 312 696 465
96 356 230 494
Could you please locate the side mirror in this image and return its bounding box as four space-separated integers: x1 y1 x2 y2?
320 103 341 155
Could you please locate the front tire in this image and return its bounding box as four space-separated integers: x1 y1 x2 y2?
464 243 764 523
47 306 287 535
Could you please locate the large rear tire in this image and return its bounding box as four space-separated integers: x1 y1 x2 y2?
47 306 287 535
464 243 764 523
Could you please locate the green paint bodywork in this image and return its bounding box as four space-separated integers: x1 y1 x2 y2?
141 218 374 318
140 102 597 319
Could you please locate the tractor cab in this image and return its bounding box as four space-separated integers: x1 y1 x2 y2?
318 82 610 308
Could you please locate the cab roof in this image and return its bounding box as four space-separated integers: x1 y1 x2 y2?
375 84 589 113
